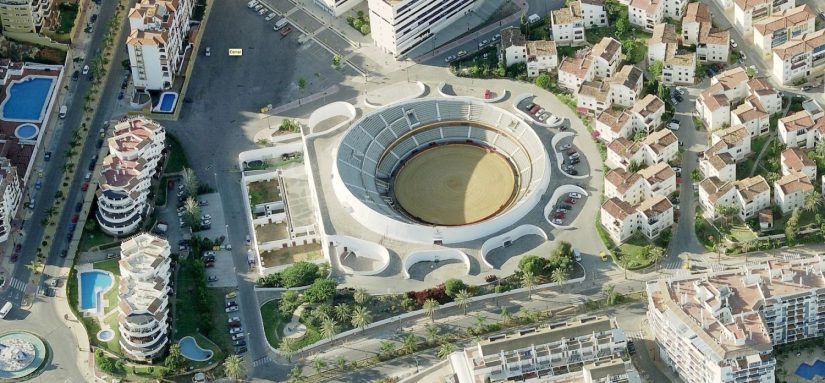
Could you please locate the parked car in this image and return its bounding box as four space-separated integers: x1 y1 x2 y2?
82 65 90 75
71 214 79 224
246 235 251 245
229 327 243 335
553 212 566 219
44 151 51 161
568 192 582 199
72 70 80 81
207 276 218 282
457 50 467 57
444 55 455 63
231 333 245 340
493 33 501 41
235 346 248 354
233 339 246 347
802 85 815 91
229 317 241 326
559 204 572 210
258 8 267 15
265 12 276 21
254 4 263 10
81 182 89 191
564 197 577 204
558 143 572 151
205 47 211 57
730 39 737 48
198 200 209 206
226 306 239 314
60 250 68 258
552 218 563 225
568 169 579 175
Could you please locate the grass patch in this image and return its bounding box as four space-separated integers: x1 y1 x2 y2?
165 133 189 173
248 179 282 205
616 236 656 270
261 300 287 348
174 261 231 353
56 3 79 34
260 243 322 268
78 224 118 252
102 313 122 353
727 224 757 243
751 135 769 157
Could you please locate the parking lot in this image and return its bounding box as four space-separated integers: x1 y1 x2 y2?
554 136 591 177
549 192 588 226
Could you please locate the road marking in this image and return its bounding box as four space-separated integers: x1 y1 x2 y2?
8 277 27 292
252 356 272 367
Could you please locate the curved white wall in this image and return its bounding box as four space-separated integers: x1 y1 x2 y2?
307 101 357 137
328 235 390 276
545 185 589 229
511 93 565 128
363 81 427 109
437 82 508 103
479 225 548 269
551 132 590 179
402 249 471 279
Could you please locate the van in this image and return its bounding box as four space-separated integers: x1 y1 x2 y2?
59 105 67 119
527 14 541 24
273 18 288 31
0 301 12 319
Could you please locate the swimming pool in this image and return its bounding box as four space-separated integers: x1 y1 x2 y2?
178 336 213 361
14 124 39 140
796 360 825 380
153 92 178 113
78 270 113 312
1 76 55 122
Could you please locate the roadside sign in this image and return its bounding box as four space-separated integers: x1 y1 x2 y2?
228 48 243 56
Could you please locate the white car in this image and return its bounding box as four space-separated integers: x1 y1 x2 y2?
82 65 89 75
492 34 501 41
253 4 263 10
232 333 245 340
672 167 682 175
568 192 582 199
558 143 572 151
205 47 211 57
247 0 257 8
229 327 243 334
258 8 267 15
226 306 239 313
552 219 563 225
265 12 276 21
730 39 737 48
667 123 680 131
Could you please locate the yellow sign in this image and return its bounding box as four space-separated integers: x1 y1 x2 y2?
228 48 243 56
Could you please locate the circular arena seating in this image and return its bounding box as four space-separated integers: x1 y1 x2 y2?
332 97 549 244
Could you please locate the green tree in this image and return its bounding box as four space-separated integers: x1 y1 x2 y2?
332 54 342 68
786 208 801 243
303 278 337 303
353 288 370 305
717 204 738 227
444 278 467 297
425 325 439 344
518 255 546 276
551 268 569 283
691 168 703 182
320 317 338 340
454 289 472 315
604 285 621 306
648 60 664 83
183 197 201 228
280 261 320 288
615 17 627 38
804 191 822 213
437 343 457 359
181 167 199 198
500 307 513 324
423 298 440 323
534 73 552 90
402 334 418 354
26 260 42 275
473 314 487 332
224 354 246 381
379 340 396 359
745 66 757 78
350 305 373 331
164 344 187 371
334 303 351 322
297 78 306 90
521 270 537 300
657 82 669 103
648 246 666 270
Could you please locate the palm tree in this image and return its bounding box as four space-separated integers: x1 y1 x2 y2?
425 325 439 345
437 343 457 359
550 268 569 284
336 356 348 371
402 334 418 354
183 197 201 228
604 285 620 306
334 303 351 322
379 340 396 358
288 365 303 383
224 354 246 381
474 314 487 332
353 288 369 306
521 270 537 300
26 260 42 275
181 167 199 198
311 358 326 375
454 290 472 315
320 317 338 340
648 246 665 270
500 307 513 324
423 298 440 323
281 337 297 362
350 305 373 331
804 191 822 213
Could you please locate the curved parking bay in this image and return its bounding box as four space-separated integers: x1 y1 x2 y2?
545 185 589 229
551 132 590 179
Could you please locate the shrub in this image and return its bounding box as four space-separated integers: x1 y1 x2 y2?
518 255 546 275
257 272 282 287
444 278 466 297
280 261 320 288
484 275 498 283
407 285 449 306
303 278 337 303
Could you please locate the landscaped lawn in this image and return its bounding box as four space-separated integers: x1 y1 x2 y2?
260 300 286 348
260 243 322 268
585 26 650 64
751 136 769 158
248 179 282 204
165 134 189 173
56 3 79 34
78 224 118 252
174 260 231 357
617 236 657 270
727 223 757 243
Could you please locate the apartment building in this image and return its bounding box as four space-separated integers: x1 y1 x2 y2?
753 4 816 56
367 0 478 58
696 68 780 131
591 37 622 78
698 175 770 220
577 0 608 28
558 55 594 91
781 148 816 179
594 94 664 141
648 24 696 85
731 97 771 136
778 99 825 148
577 80 612 114
709 125 752 162
0 0 54 34
127 0 194 91
629 94 665 133
700 152 737 182
606 129 679 170
774 172 814 214
681 3 711 45
681 3 730 62
734 0 796 34
647 257 825 383
629 0 663 31
771 29 825 85
605 162 676 205
96 117 166 236
609 65 644 107
595 109 635 142
447 315 638 383
601 195 674 242
0 157 20 244
500 27 527 66
312 0 363 16
551 2 586 46
648 23 679 65
118 233 172 362
525 40 558 78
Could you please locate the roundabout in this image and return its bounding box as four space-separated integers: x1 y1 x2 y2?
0 332 48 381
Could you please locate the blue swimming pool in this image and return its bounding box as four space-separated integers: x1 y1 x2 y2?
179 336 213 361
796 360 825 380
153 92 178 113
78 270 113 311
14 123 39 140
1 77 55 122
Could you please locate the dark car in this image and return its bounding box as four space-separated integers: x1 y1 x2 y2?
44 151 52 161
233 339 246 347
90 14 98 23
75 202 83 213
71 214 79 223
72 70 80 81
235 346 247 354
81 182 89 191
118 90 124 100
10 254 18 263
96 139 103 148
88 155 98 171
60 249 68 258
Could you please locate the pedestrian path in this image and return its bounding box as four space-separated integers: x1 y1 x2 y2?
662 256 683 270
7 277 27 292
253 355 273 368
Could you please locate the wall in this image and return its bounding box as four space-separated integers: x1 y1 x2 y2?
329 235 390 276
306 101 356 137
551 132 589 180
545 185 589 229
479 225 548 269
403 249 470 279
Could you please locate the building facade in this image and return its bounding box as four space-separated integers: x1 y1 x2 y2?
0 157 20 244
118 233 172 362
0 0 54 34
734 0 795 34
127 0 194 90
771 29 825 85
753 4 816 56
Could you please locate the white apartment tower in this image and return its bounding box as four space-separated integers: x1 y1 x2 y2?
0 0 54 34
0 157 20 243
96 117 166 237
127 0 194 90
367 0 478 58
118 233 172 362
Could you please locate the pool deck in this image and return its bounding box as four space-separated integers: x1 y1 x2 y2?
75 263 115 317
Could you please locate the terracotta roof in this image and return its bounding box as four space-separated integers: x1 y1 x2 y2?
638 162 675 184
773 29 825 60
552 4 583 25
650 23 678 45
700 176 735 204
706 152 735 171
597 108 633 133
715 67 750 90
735 176 770 203
666 47 696 67
607 137 641 158
699 26 729 46
714 125 749 147
526 40 557 58
733 99 767 123
781 148 815 172
780 109 825 132
610 65 643 90
500 27 526 49
592 37 621 62
559 56 593 79
754 5 815 35
643 129 678 155
606 168 642 193
759 209 773 223
776 172 814 195
126 30 168 46
747 77 777 96
630 0 661 14
638 194 673 217
702 92 730 112
683 3 710 23
602 197 637 221
734 0 769 11
579 80 611 102
631 94 664 118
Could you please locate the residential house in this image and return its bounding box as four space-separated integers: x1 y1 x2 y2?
771 29 825 85
731 97 771 136
700 152 737 182
595 94 665 140
499 27 527 66
681 3 711 46
127 0 195 91
709 125 752 162
774 172 814 214
648 24 696 85
0 157 20 244
525 40 558 77
753 4 816 56
577 0 609 28
601 195 674 242
609 65 644 107
630 0 664 31
781 148 816 179
605 162 676 204
558 55 595 91
778 99 825 148
591 37 622 79
577 80 612 114
698 175 770 220
606 129 679 169
629 94 665 134
734 0 796 34
551 2 586 46
595 108 635 142
681 3 730 62
0 0 56 35
696 68 780 131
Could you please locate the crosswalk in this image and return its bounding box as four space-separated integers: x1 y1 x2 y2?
662 257 684 270
252 356 272 368
6 277 27 292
